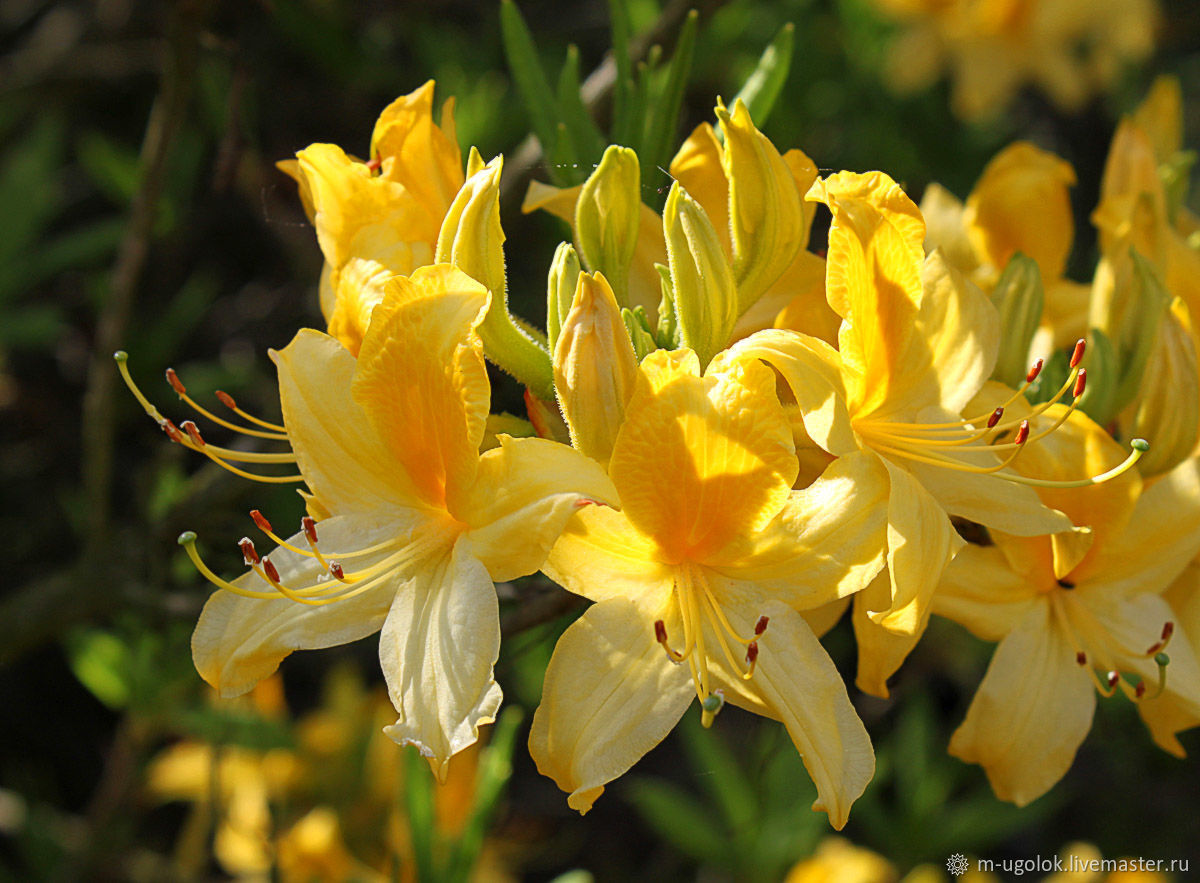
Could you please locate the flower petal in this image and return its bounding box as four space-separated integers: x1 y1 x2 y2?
609 349 796 562
852 574 925 698
192 513 422 697
460 435 618 582
380 535 503 782
707 451 889 609
353 265 491 508
873 457 964 635
948 600 1096 806
528 598 694 813
273 329 423 513
715 601 874 830
933 543 1040 642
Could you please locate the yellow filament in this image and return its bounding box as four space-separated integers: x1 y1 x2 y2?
184 441 304 484
182 440 297 464
255 524 400 562
225 398 287 433
179 535 281 600
870 439 1027 475
173 388 289 441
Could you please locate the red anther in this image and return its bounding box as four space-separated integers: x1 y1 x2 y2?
745 641 759 664
366 155 382 173
162 420 185 443
215 390 237 410
1026 358 1044 383
181 420 206 447
329 561 345 580
1072 368 1087 398
250 509 273 533
1076 651 1088 666
1106 671 1121 689
263 557 281 584
654 620 669 644
1163 621 1175 641
754 615 769 636
574 499 594 508
238 537 260 566
1070 339 1086 369
165 368 186 395
1135 680 1147 699
1014 419 1030 445
302 516 318 544
987 407 1004 429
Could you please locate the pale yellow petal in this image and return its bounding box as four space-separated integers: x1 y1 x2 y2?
949 601 1096 806
1139 564 1200 755
715 601 874 830
273 329 424 512
718 329 857 456
919 181 978 273
609 349 796 563
543 504 674 607
460 435 617 582
668 123 729 253
708 451 889 609
767 251 841 346
380 535 503 783
528 598 694 813
933 543 1040 642
192 513 422 697
873 457 964 635
852 574 925 699
353 265 491 509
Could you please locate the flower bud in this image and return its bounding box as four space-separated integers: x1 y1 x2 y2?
663 182 738 368
715 98 804 315
1127 299 1200 476
547 242 581 354
554 272 639 463
575 145 641 307
621 306 657 362
989 253 1045 388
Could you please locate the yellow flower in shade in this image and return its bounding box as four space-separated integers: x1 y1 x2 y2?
872 0 1159 120
783 837 896 883
529 347 890 828
934 391 1200 805
721 170 1082 696
523 99 832 343
1136 558 1200 757
122 264 614 779
921 141 1091 350
279 81 465 355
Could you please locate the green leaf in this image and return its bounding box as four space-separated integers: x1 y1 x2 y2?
607 0 635 147
77 131 142 207
641 9 698 196
65 629 132 709
401 745 439 883
500 0 562 161
732 22 795 128
557 44 607 174
626 778 729 867
678 710 758 841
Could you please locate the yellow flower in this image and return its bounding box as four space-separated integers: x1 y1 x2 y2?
783 837 896 883
722 171 1076 695
873 0 1159 120
935 393 1200 805
529 347 890 828
155 265 613 779
279 82 465 355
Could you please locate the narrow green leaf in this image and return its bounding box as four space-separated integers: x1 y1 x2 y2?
678 711 758 841
557 44 607 171
626 778 729 867
547 121 583 186
401 747 439 883
642 9 698 195
733 22 795 128
607 0 635 146
500 0 562 156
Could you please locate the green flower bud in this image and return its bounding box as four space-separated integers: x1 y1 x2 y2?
575 145 641 307
989 253 1045 389
546 241 581 354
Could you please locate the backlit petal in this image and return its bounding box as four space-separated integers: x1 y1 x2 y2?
933 543 1040 642
380 535 503 782
460 435 617 582
949 601 1096 806
528 598 694 813
353 265 491 509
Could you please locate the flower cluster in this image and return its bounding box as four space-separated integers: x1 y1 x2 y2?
120 77 1200 828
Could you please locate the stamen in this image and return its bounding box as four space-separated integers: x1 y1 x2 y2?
987 407 1004 428
251 510 273 533
1145 622 1175 655
181 420 206 447
1011 439 1148 489
755 616 769 636
214 389 287 433
162 420 185 444
699 689 725 728
329 561 345 580
166 368 186 396
302 516 318 545
744 641 759 679
1027 358 1044 383
1070 338 1086 369
1076 651 1088 666
239 537 260 566
1072 368 1087 399
163 366 289 440
177 531 279 600
654 619 685 663
1013 419 1030 446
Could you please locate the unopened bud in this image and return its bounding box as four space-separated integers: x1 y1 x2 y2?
554 272 638 463
546 242 581 354
621 306 657 362
715 98 804 314
1126 298 1199 476
989 254 1045 389
575 145 641 306
663 182 738 368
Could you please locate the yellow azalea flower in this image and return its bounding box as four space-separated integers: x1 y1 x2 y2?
529 347 890 828
921 141 1091 350
279 81 464 355
934 391 1200 805
783 837 896 883
1137 557 1200 756
721 170 1075 695
872 0 1159 120
523 99 832 342
124 264 614 779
